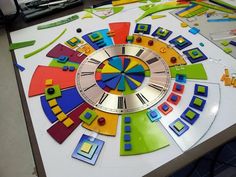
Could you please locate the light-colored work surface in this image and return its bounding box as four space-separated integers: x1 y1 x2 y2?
0 28 35 177
3 1 236 177
8 2 236 176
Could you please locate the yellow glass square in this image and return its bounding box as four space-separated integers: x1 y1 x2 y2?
80 142 92 153
48 99 57 107
57 112 67 121
177 37 185 44
70 37 78 43
52 106 62 115
63 118 74 127
45 79 53 86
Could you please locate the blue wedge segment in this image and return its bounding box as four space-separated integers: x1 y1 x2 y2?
105 75 122 89
118 75 125 91
126 65 145 74
123 58 130 71
127 73 144 83
109 57 123 71
102 73 120 81
125 76 138 90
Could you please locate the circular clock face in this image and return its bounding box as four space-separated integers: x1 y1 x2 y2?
76 44 171 114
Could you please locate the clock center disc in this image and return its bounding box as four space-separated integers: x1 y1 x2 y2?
95 56 150 95
76 44 171 114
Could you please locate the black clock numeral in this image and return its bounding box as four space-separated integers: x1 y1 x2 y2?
136 93 149 104
149 83 164 91
98 92 109 104
146 57 159 65
122 46 125 55
136 49 144 57
84 83 96 92
104 50 110 57
88 58 100 65
118 96 127 109
81 72 94 76
154 71 166 74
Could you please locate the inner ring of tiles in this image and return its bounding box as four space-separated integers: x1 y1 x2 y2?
95 56 150 95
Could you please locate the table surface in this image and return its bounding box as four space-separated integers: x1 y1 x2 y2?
5 1 236 177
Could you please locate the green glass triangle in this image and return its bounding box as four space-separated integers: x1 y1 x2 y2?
120 111 169 156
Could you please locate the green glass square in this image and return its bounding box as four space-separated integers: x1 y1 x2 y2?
174 121 184 131
67 37 81 46
80 142 92 153
126 35 134 42
77 141 98 159
45 85 61 101
197 86 205 93
223 47 232 54
91 33 98 38
188 49 203 59
144 70 151 77
193 97 203 107
88 32 103 42
67 41 77 47
79 108 97 125
176 37 186 46
137 24 148 32
221 40 229 46
185 110 195 119
156 28 169 37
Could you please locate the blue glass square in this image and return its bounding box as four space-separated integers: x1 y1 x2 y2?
189 96 206 111
189 27 200 35
192 50 199 56
181 107 200 125
183 48 208 64
171 95 178 102
230 41 236 46
194 84 208 97
91 33 99 38
162 104 169 111
124 144 132 151
176 74 186 83
150 110 157 118
77 142 98 159
139 25 145 29
58 55 67 60
125 126 131 133
124 117 131 124
147 109 162 122
62 66 68 71
124 134 131 142
84 112 92 119
69 66 75 71
134 23 151 34
58 55 69 63
169 35 192 50
176 84 182 91
169 118 189 136
72 134 104 165
152 27 173 40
